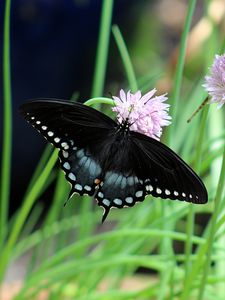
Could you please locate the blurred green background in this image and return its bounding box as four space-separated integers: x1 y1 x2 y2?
1 0 225 299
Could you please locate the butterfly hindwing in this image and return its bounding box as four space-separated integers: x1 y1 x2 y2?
130 131 208 204
95 171 146 222
59 146 102 197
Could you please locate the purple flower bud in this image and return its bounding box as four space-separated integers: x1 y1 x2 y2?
203 54 225 108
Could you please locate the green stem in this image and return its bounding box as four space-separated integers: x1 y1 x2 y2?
112 25 138 92
91 0 114 98
0 150 58 282
158 204 175 300
180 141 225 300
44 171 66 226
80 1 114 257
183 106 209 282
84 97 114 107
197 145 225 299
25 145 52 196
0 0 12 245
164 1 197 295
168 0 197 146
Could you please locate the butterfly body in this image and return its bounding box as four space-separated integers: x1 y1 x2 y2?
20 99 208 222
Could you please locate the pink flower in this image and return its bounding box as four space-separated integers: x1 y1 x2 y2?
112 89 171 140
203 54 225 108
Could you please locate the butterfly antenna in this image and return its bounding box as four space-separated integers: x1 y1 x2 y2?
187 97 209 123
102 207 110 223
108 91 113 98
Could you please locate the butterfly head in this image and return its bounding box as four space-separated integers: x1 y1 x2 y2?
116 117 131 135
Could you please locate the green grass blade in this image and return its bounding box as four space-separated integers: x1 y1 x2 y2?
197 145 225 299
91 0 114 98
163 1 197 296
84 97 113 106
112 25 138 92
0 0 12 246
0 150 58 282
183 106 209 283
78 1 114 255
168 0 197 146
25 145 53 196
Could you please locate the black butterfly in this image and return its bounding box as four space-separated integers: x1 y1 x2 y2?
20 99 208 222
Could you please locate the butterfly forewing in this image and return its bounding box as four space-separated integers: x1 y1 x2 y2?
20 99 116 147
20 99 116 201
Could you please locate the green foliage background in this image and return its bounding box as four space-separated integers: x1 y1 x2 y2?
1 0 225 299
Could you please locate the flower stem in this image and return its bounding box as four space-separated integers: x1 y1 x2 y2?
84 97 114 107
180 135 225 300
168 0 197 146
197 145 225 299
112 25 138 92
0 150 58 282
91 0 114 98
0 0 12 247
165 0 197 295
80 0 114 258
183 105 209 284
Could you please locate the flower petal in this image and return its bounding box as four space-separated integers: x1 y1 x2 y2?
112 88 171 140
203 54 225 108
119 89 127 102
140 88 157 103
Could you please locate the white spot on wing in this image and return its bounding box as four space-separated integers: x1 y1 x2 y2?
114 198 122 205
125 197 133 204
165 189 170 195
135 191 143 198
54 137 60 143
48 131 54 137
156 188 162 194
68 173 76 181
146 185 153 192
62 151 69 158
75 184 82 191
61 142 69 150
103 199 110 206
63 162 70 170
84 185 91 191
